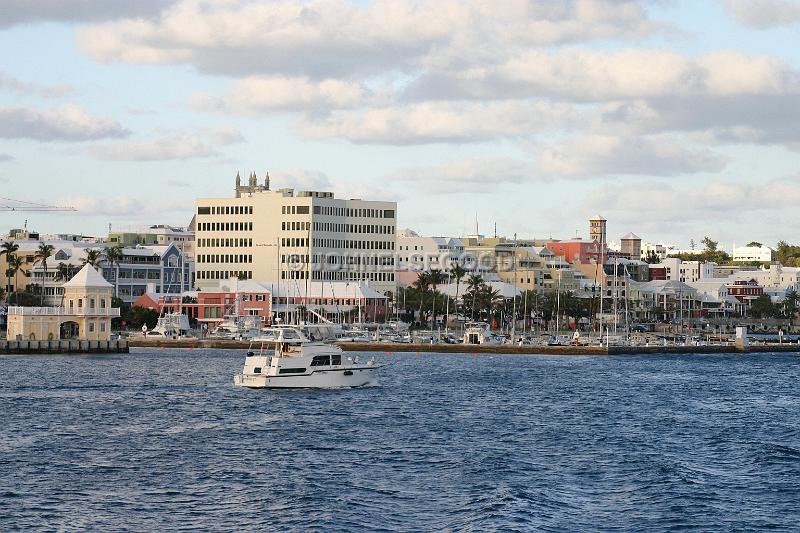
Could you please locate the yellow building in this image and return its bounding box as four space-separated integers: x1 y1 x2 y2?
6 264 119 341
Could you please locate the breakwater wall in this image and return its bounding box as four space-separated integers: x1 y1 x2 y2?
0 339 129 355
127 338 800 355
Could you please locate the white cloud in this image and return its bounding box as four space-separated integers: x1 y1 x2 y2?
269 168 402 201
0 105 129 142
297 100 581 144
387 158 536 194
0 73 74 98
76 0 662 77
537 134 728 177
88 129 243 161
55 194 190 218
192 76 371 113
601 94 800 149
410 49 799 102
0 153 14 162
0 0 174 29
722 0 800 29
584 175 800 226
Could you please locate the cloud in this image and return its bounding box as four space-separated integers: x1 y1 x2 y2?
297 100 580 144
601 94 800 149
89 128 243 161
583 175 800 229
0 0 174 29
722 0 800 29
192 76 371 113
0 73 74 98
0 153 14 162
56 193 190 217
269 168 402 201
0 105 129 142
77 0 662 77
537 134 728 177
387 158 536 194
408 49 799 102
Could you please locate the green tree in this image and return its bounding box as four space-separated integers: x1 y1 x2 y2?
104 245 124 298
412 272 431 324
702 236 718 253
427 269 447 326
783 289 799 326
83 249 102 268
749 294 778 319
122 306 159 329
450 264 467 320
643 250 660 264
669 236 731 264
34 243 55 306
6 255 25 301
1 241 20 300
746 241 763 247
775 241 800 267
54 262 76 283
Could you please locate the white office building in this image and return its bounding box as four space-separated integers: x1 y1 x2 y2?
733 245 773 263
195 172 397 296
396 229 464 272
655 257 716 283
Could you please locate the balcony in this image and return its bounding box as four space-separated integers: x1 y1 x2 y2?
7 306 121 317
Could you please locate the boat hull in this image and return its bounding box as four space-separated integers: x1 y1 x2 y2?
234 366 379 389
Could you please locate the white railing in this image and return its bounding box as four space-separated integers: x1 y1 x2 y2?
7 306 121 317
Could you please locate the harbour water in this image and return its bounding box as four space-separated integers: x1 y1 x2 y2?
2 349 800 531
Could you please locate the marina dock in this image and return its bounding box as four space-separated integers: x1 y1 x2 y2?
0 339 129 355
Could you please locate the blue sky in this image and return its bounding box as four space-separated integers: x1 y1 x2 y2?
1 0 800 250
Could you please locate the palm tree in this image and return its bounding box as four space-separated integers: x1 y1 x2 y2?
1 241 19 299
450 264 466 303
427 269 447 328
466 274 484 291
54 262 75 283
104 245 123 298
465 274 485 320
6 255 25 303
34 243 55 305
413 272 431 324
83 249 102 269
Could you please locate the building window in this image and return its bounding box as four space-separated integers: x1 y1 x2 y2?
198 207 210 215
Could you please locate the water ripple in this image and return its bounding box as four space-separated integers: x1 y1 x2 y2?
1 349 799 531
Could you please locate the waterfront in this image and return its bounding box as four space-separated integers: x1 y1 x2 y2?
2 349 800 531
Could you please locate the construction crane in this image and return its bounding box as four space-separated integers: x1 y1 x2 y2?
0 196 76 212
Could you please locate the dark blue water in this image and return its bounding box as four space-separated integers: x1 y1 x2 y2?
2 349 800 532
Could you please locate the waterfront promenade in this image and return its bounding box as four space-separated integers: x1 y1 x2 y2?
127 337 800 356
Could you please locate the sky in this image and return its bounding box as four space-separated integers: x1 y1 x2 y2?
1 0 799 250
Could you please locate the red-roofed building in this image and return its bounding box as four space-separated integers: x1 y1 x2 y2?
546 238 604 264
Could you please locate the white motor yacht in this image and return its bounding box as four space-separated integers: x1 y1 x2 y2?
463 322 503 345
336 329 373 342
234 325 382 389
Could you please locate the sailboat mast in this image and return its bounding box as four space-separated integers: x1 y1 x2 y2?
511 233 517 344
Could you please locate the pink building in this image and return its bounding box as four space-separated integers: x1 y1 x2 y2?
133 281 271 328
546 238 604 264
